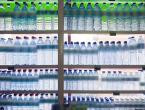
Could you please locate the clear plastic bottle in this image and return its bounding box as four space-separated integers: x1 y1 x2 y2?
13 36 21 65
49 69 53 90
74 42 80 65
116 41 122 65
21 2 28 30
28 2 37 30
78 3 85 30
22 69 27 90
64 41 69 65
29 36 37 65
110 41 116 65
98 41 104 65
93 3 102 31
21 36 29 65
92 42 98 65
45 2 51 30
122 41 129 65
37 37 45 65
80 42 87 65
86 42 93 65
72 3 79 30
128 37 137 65
64 3 71 30
137 36 145 65
0 38 6 65
104 41 110 65
68 42 74 65
44 36 52 65
6 38 13 65
5 4 12 31
39 69 44 90
52 36 58 65
0 4 5 30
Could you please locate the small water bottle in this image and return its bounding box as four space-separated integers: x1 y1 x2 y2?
116 41 122 65
37 37 45 65
92 42 98 65
110 41 116 65
52 36 58 65
74 42 80 65
122 41 129 65
72 3 79 30
86 42 93 65
39 69 44 90
0 38 6 65
80 42 87 65
64 41 69 65
68 42 74 65
98 41 104 65
13 36 21 65
5 4 12 31
6 38 13 65
104 41 110 65
78 3 85 30
0 4 5 30
29 36 37 65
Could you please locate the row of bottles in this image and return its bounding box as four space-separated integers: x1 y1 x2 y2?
64 3 145 31
64 94 145 109
64 36 145 65
0 69 58 90
64 69 145 90
0 36 58 65
0 93 58 110
0 2 58 31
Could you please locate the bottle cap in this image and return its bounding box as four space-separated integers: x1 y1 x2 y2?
93 42 97 44
117 41 121 44
29 69 32 72
88 42 91 44
99 41 103 44
45 69 48 71
40 69 43 71
16 36 21 39
34 69 37 72
24 36 29 39
39 37 42 39
64 41 67 44
18 70 21 72
50 69 53 71
46 36 50 38
32 36 36 39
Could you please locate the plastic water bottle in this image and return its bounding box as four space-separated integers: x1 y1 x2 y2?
5 4 12 31
29 36 37 65
128 37 137 65
116 41 122 65
39 69 44 90
137 36 145 65
68 42 74 65
78 3 85 30
138 3 145 31
45 2 51 30
21 69 27 90
28 69 33 90
37 37 45 65
92 42 98 65
21 36 29 65
64 3 71 30
28 2 37 30
0 4 5 30
123 3 132 31
85 3 93 31
49 69 53 90
78 70 83 90
72 3 78 30
93 3 102 31
86 42 93 65
107 4 116 31
64 41 69 65
116 3 124 31
6 71 11 90
21 2 28 30
98 41 104 65
74 42 80 65
13 36 21 65
37 3 45 30
110 41 116 65
104 41 110 65
54 69 58 90
0 38 6 65
52 36 58 65
44 36 52 65
6 38 13 65
131 3 139 31
34 69 39 90
80 42 87 65
122 41 129 65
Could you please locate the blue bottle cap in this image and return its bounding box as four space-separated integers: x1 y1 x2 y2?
88 42 91 44
93 42 97 44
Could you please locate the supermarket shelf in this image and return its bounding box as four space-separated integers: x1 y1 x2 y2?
64 90 145 94
0 65 58 69
64 30 145 35
64 65 143 69
0 30 58 34
0 90 58 94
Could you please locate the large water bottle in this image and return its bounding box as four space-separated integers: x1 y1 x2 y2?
6 38 13 65
21 36 29 65
28 2 37 30
80 42 87 65
116 41 122 65
128 37 137 65
13 2 21 30
37 37 45 65
122 41 129 65
44 36 52 65
13 36 21 65
107 3 116 31
68 42 74 65
98 41 104 65
29 36 37 65
93 3 102 31
78 3 85 30
72 3 79 30
37 3 45 30
92 42 98 65
131 3 139 31
123 3 132 31
138 3 145 31
64 41 69 65
0 4 5 30
74 42 80 65
21 2 28 30
52 36 58 65
86 42 93 65
5 4 12 31
0 38 6 65
85 3 93 31
116 3 124 31
137 36 145 65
